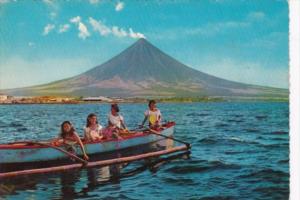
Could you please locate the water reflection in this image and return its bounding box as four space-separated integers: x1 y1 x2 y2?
60 170 81 200
59 151 190 199
83 150 190 187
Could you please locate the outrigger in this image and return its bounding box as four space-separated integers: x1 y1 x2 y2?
0 122 191 178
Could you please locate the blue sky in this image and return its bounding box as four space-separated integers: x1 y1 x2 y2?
0 0 288 89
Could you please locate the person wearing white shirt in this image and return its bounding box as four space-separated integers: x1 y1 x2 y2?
140 100 162 129
108 103 127 130
84 113 103 142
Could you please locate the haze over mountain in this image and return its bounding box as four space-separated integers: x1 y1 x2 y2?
2 39 287 98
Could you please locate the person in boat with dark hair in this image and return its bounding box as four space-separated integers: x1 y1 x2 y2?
52 121 89 161
103 103 128 139
140 100 162 129
84 113 103 142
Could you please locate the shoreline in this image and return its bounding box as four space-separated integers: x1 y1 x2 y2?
0 94 289 105
0 98 289 105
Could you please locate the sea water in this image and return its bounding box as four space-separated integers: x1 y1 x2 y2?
0 102 289 200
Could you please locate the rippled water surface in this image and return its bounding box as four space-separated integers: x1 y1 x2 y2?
0 102 289 200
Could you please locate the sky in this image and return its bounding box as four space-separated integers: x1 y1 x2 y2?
0 0 288 89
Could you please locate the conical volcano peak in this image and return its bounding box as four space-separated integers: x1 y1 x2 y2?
136 37 148 44
83 38 199 83
129 37 155 50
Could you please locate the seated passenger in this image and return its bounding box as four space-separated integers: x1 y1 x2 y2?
102 104 127 139
52 121 89 160
84 113 103 142
108 103 127 130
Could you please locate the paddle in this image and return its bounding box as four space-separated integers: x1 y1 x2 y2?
141 126 191 149
24 141 88 165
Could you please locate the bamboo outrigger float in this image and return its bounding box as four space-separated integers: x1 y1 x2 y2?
0 122 191 178
0 145 189 178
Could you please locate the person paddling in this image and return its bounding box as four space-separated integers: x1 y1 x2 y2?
52 121 89 161
140 100 162 129
84 113 103 142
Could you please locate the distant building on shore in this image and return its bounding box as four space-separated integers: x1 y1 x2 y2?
82 96 113 102
0 94 9 101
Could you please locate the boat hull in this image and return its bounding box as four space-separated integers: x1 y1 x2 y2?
0 124 174 164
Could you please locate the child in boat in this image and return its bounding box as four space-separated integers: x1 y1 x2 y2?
84 113 103 142
140 100 162 129
102 103 127 139
52 121 89 161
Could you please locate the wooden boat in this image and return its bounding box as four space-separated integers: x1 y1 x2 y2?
0 122 176 165
0 122 191 178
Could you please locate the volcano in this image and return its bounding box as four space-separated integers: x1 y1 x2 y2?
2 38 287 98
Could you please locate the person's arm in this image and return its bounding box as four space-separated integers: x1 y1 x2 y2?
83 128 90 142
51 135 63 145
74 132 89 160
140 116 148 127
119 115 127 130
120 120 127 130
108 120 114 128
156 110 162 125
107 114 114 127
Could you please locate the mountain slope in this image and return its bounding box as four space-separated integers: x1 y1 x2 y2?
2 38 288 98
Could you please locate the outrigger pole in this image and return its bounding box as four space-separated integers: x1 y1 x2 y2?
147 128 191 149
135 125 191 149
25 141 88 165
0 145 189 179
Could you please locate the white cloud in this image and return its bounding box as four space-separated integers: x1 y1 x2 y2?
129 28 145 39
115 1 124 11
88 17 145 39
89 0 100 4
89 17 111 36
43 24 55 35
78 22 90 39
112 26 127 37
70 16 81 24
70 16 90 39
58 24 70 33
